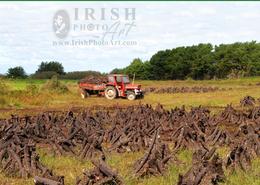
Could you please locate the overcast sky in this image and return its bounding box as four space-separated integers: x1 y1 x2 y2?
1 2 260 74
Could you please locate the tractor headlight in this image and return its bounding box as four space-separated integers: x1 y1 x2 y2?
134 89 142 95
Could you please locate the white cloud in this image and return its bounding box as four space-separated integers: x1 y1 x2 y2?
1 2 260 74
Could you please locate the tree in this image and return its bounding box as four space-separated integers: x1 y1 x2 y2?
6 66 27 79
189 44 215 80
140 61 153 80
124 58 145 78
36 61 65 75
214 42 258 78
112 41 260 80
149 50 172 80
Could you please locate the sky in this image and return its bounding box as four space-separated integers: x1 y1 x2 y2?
1 2 260 74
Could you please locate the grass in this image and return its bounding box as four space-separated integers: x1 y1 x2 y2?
0 76 260 117
37 148 93 185
1 147 258 185
0 77 259 184
222 158 260 185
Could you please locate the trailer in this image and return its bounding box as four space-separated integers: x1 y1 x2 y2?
79 74 143 100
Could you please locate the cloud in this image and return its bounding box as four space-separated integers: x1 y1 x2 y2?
1 2 260 74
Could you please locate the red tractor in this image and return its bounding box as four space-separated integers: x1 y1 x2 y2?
79 74 143 100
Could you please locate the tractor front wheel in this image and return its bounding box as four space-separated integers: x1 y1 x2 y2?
80 89 90 99
127 91 136 101
105 86 117 100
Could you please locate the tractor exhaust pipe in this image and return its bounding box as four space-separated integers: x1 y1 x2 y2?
132 73 135 85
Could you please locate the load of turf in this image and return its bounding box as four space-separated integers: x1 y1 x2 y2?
78 75 108 84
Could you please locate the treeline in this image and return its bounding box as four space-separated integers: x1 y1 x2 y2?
111 41 260 80
2 41 260 80
31 70 103 80
3 61 104 80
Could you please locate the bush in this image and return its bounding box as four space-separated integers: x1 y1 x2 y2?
36 61 65 75
31 71 59 79
6 66 27 79
41 75 69 93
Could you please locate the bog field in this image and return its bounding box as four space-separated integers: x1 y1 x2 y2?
0 77 259 185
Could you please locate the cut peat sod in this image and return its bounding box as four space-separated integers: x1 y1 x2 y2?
0 96 259 185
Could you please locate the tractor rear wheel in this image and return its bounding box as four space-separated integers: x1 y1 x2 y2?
127 91 136 101
105 86 117 100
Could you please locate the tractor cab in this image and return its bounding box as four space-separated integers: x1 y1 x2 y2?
105 74 143 100
107 74 130 83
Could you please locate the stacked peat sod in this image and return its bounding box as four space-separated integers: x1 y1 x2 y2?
106 104 163 153
133 129 173 177
0 98 259 185
0 115 64 185
225 123 260 172
76 157 124 185
144 86 231 94
0 110 109 185
177 147 225 185
240 95 256 106
78 75 108 84
22 110 106 158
